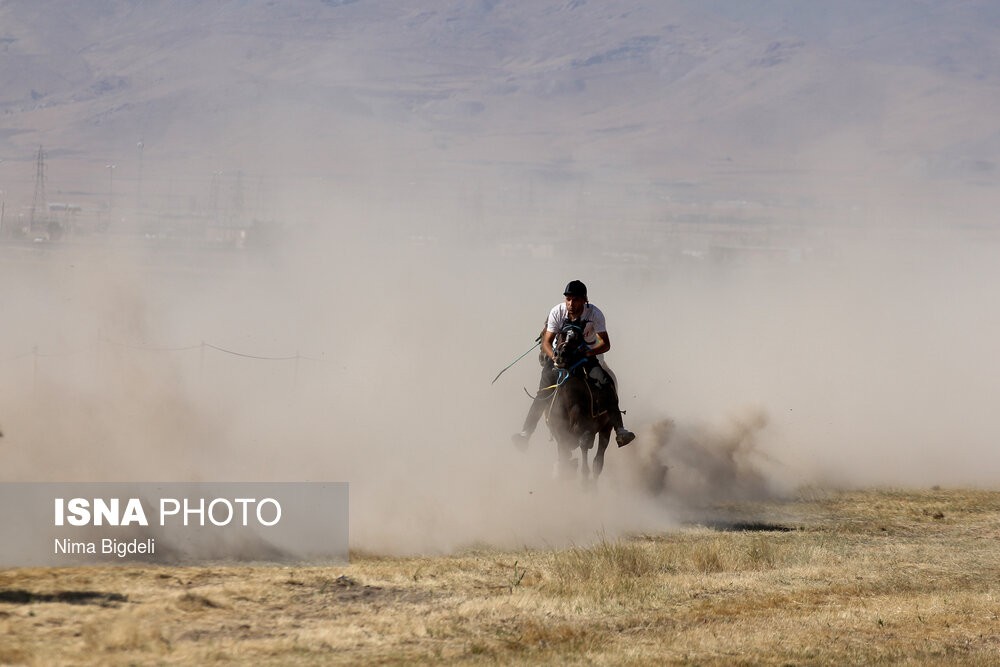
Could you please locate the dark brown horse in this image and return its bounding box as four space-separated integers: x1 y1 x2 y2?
544 324 614 486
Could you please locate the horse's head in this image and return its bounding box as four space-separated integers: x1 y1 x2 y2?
553 324 588 369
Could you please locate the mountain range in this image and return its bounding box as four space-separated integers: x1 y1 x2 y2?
0 0 997 242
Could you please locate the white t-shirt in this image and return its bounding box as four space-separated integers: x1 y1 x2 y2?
546 302 607 348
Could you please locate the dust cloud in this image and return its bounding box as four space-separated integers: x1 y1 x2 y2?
3 0 1000 559
2 211 1000 555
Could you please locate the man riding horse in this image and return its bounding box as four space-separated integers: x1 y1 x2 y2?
512 280 635 449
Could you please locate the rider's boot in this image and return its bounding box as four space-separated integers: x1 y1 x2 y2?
598 380 635 447
615 426 636 447
511 430 530 451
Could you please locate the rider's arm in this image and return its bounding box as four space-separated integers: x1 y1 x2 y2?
541 329 557 361
587 331 611 357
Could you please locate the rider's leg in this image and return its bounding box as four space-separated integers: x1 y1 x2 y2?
520 395 546 433
594 361 635 447
512 362 556 447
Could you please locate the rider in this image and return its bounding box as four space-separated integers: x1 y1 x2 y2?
512 280 636 449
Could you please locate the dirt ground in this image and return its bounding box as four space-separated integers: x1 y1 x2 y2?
2 487 1000 665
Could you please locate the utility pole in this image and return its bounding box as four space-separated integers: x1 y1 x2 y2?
136 139 144 211
29 145 46 236
210 171 223 224
232 170 245 225
106 163 116 223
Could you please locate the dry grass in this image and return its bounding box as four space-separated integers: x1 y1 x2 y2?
3 488 1000 664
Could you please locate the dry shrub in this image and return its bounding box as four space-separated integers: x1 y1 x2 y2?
511 618 595 654
474 616 604 660
176 591 225 611
670 533 798 574
0 642 31 666
691 540 726 573
82 609 169 654
546 532 798 600
80 605 173 655
744 536 777 570
547 537 663 603
557 538 659 580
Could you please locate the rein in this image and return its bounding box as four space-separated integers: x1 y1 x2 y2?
538 357 587 393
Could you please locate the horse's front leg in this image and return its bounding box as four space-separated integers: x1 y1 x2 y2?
593 428 611 482
555 436 578 480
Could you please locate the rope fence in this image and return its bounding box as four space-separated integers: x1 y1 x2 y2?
4 337 334 392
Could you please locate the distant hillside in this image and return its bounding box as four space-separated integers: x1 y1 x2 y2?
0 0 997 239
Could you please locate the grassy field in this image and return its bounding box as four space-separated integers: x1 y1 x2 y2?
2 487 1000 665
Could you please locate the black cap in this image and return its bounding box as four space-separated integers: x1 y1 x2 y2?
563 280 587 298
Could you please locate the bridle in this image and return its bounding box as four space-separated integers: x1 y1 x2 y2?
553 324 589 375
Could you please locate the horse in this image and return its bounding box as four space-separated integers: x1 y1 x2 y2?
544 324 614 487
